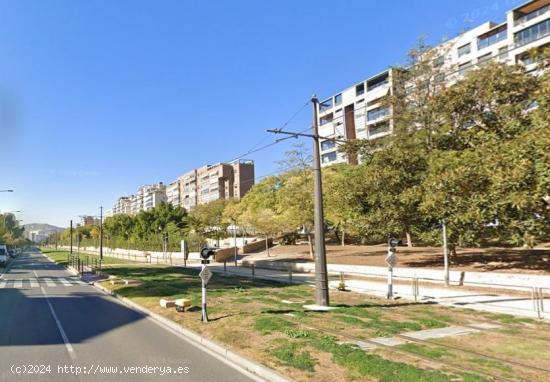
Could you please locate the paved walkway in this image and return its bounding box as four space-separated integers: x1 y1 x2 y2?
183 263 549 321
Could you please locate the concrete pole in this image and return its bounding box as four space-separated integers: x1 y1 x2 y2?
70 220 73 255
443 221 449 286
311 96 329 307
99 207 103 260
233 221 238 267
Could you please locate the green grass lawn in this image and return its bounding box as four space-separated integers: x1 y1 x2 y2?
41 248 131 266
86 263 550 382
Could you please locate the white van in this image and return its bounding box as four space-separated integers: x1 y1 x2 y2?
0 245 8 266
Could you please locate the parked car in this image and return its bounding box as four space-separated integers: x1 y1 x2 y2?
0 245 8 266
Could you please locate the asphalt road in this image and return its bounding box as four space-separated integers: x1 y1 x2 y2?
0 250 256 382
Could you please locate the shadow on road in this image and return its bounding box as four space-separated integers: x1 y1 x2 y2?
0 289 145 346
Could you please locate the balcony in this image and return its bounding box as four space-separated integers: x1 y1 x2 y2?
514 3 550 26
515 18 550 47
477 26 507 50
367 107 390 122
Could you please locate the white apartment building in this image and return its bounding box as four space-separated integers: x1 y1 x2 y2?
112 182 167 215
166 180 181 207
112 196 131 215
318 0 550 166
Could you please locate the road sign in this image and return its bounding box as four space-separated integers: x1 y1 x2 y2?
388 237 400 248
199 266 213 285
385 252 397 268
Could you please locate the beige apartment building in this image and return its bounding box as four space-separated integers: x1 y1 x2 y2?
318 0 550 166
178 160 255 211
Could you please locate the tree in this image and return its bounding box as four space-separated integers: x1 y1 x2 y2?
237 176 283 256
323 164 368 246
189 199 230 246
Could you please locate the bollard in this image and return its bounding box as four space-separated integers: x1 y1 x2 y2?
224 260 227 272
252 263 255 280
458 271 465 286
338 272 346 291
412 277 419 302
532 287 544 319
289 268 293 284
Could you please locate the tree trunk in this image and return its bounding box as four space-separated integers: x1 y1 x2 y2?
266 236 270 257
406 232 413 248
341 230 346 247
307 233 314 260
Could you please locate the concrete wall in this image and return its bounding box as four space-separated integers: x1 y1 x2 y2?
245 260 550 291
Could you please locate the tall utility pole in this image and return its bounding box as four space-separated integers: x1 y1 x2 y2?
99 206 103 260
70 220 73 255
311 96 329 306
266 96 331 306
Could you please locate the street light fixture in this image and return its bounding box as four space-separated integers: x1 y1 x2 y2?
0 190 14 193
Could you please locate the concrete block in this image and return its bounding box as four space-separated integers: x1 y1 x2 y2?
160 298 176 308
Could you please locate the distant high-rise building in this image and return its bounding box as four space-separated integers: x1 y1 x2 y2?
176 160 255 211
111 183 166 215
80 215 100 226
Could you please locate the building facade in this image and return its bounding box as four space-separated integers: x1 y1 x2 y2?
318 0 550 166
111 183 167 215
111 161 255 215
176 160 255 210
80 215 100 226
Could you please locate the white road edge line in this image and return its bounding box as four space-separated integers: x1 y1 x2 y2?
33 269 76 360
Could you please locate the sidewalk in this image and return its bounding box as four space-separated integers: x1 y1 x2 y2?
183 263 549 321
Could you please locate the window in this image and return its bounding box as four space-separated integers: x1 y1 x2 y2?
334 93 342 106
355 83 365 96
321 140 336 151
367 73 389 91
320 113 333 126
515 19 550 47
517 53 535 65
458 62 471 76
321 151 337 164
356 99 364 104
319 98 333 112
457 43 471 57
477 26 507 50
433 56 445 67
369 122 390 136
367 106 390 121
478 53 492 66
498 46 508 60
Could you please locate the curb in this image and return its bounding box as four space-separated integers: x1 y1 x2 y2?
42 251 291 382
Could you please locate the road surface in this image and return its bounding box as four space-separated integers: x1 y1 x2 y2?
0 249 256 382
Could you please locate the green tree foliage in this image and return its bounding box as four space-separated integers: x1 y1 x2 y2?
0 213 26 246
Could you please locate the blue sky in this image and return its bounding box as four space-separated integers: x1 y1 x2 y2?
0 0 522 227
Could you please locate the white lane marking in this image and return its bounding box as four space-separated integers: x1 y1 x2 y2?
14 280 23 288
0 281 6 288
43 278 56 287
33 270 76 360
30 279 39 288
59 278 72 286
